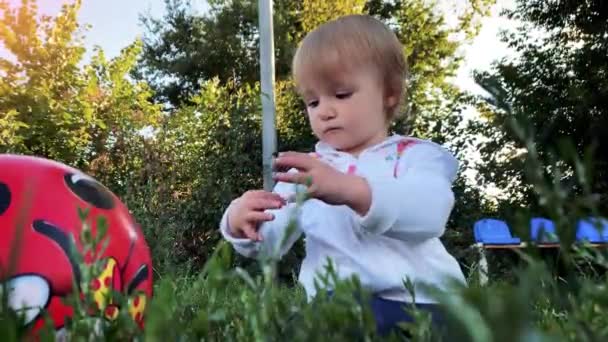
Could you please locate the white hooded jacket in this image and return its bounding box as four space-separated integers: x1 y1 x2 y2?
219 134 466 303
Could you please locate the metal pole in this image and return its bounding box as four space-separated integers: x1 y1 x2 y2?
258 0 277 191
477 244 488 286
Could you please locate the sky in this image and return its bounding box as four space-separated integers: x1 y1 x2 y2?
1 0 517 95
452 0 516 94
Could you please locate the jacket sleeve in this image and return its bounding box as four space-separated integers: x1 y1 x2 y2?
355 141 458 242
218 179 305 260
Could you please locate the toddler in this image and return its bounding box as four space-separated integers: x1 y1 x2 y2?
220 14 466 336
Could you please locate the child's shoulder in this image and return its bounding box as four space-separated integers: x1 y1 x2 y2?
389 135 459 180
381 134 454 155
403 136 453 155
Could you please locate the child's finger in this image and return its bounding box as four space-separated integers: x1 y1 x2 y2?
246 211 275 223
241 223 261 241
271 162 292 173
256 191 287 204
246 190 286 204
272 152 291 173
273 171 311 185
273 152 315 172
248 198 284 210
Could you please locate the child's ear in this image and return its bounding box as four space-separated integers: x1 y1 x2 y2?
385 94 398 108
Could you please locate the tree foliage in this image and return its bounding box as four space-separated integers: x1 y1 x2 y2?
475 0 608 212
136 0 495 115
0 0 161 176
135 0 296 106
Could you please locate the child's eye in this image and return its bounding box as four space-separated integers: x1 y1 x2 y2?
307 100 319 108
336 92 352 99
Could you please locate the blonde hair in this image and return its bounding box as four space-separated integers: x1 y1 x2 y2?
292 14 407 121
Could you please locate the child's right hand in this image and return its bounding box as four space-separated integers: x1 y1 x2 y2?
227 190 286 241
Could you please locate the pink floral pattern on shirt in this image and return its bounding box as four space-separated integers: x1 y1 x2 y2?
393 139 417 177
313 138 417 177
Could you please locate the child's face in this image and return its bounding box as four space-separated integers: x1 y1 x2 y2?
300 65 393 156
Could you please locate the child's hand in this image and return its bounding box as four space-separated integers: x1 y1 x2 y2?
272 152 371 214
227 190 286 241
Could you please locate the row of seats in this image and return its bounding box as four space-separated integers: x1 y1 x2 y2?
473 217 608 245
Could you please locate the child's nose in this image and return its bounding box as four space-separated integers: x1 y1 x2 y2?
317 103 337 121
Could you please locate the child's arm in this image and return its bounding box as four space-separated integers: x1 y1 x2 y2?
219 181 305 259
352 141 458 241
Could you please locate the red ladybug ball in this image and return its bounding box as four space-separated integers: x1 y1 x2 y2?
0 154 153 337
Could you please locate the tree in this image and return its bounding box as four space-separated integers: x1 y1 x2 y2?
135 0 299 107
1 0 90 163
474 0 608 212
118 78 267 268
136 0 495 115
0 0 161 179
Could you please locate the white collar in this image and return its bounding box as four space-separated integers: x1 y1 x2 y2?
314 134 406 157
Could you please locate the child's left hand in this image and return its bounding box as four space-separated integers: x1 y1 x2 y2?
272 152 371 215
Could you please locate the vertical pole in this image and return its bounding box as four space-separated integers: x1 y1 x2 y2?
477 244 488 286
258 0 277 191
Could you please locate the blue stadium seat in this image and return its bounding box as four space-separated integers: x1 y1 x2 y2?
530 217 558 243
575 217 608 243
473 219 521 245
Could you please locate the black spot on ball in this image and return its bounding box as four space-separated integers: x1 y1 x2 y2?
64 173 115 210
0 182 10 215
127 264 150 295
33 220 82 284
